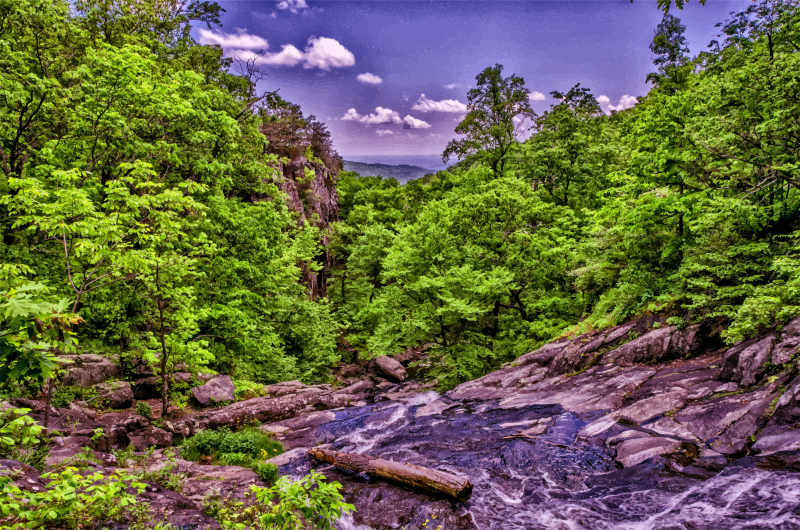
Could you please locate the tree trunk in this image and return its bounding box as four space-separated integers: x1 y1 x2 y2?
42 377 54 433
157 267 169 416
307 448 473 502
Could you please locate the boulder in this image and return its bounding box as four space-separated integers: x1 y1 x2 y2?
337 363 365 378
191 375 235 407
334 379 374 395
720 335 776 386
56 354 120 387
374 356 408 382
132 372 193 400
96 381 134 409
183 390 335 430
603 324 706 366
616 436 685 467
129 426 173 450
267 447 310 468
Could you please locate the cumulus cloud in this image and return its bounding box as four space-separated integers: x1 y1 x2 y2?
376 129 393 136
199 30 354 70
597 94 638 114
444 83 458 89
341 107 402 124
528 91 546 101
402 115 431 129
276 0 308 13
257 45 305 66
411 94 467 113
303 36 355 70
356 73 383 85
198 29 268 49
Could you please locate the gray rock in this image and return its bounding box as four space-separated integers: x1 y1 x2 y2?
579 388 687 439
616 436 685 467
415 399 457 417
604 325 703 366
191 375 235 407
772 316 800 365
374 355 408 382
334 379 374 395
337 363 365 378
183 390 335 431
129 426 173 450
56 354 120 387
267 447 310 468
96 381 133 409
720 335 776 386
752 430 800 455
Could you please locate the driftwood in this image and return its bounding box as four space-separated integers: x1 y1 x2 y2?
307 448 473 502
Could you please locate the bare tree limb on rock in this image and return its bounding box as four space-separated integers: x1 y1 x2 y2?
307 448 473 502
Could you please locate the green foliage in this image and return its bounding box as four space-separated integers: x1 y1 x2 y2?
331 0 800 389
136 401 154 420
0 0 339 397
444 64 534 175
204 471 354 530
252 462 279 486
0 467 148 529
0 409 48 470
51 386 98 409
233 379 269 401
181 427 283 465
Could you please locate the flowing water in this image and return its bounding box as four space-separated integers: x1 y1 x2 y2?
279 392 800 530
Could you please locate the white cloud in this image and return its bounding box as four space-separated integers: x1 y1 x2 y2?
259 45 305 66
199 30 354 70
528 91 546 101
376 129 393 136
597 94 638 114
403 115 431 129
303 36 355 70
341 107 402 124
444 83 457 89
276 0 308 13
411 94 467 113
198 29 268 49
356 73 382 85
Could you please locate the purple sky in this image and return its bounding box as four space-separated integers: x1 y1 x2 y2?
200 0 748 157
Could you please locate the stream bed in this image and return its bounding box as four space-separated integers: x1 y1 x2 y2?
276 392 800 530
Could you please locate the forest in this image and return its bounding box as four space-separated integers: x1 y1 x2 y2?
1 0 799 527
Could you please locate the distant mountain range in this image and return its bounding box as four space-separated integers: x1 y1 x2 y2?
343 160 436 184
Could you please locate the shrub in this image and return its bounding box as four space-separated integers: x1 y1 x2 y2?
252 462 279 486
0 467 148 529
204 471 354 530
181 427 282 463
0 408 48 470
136 401 153 419
51 386 98 409
233 379 269 401
217 452 252 467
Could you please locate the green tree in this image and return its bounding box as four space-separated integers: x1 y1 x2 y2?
443 64 534 176
646 13 691 89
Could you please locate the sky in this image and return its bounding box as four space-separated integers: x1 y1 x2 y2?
199 0 749 158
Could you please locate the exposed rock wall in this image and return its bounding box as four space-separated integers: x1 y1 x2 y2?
274 155 339 299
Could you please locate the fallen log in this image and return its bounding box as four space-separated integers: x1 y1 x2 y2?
307 448 473 502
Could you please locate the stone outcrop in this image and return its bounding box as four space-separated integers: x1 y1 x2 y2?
56 354 120 387
374 355 408 382
191 375 235 407
95 381 133 409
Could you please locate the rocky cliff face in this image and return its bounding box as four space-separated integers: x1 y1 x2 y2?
276 155 339 299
